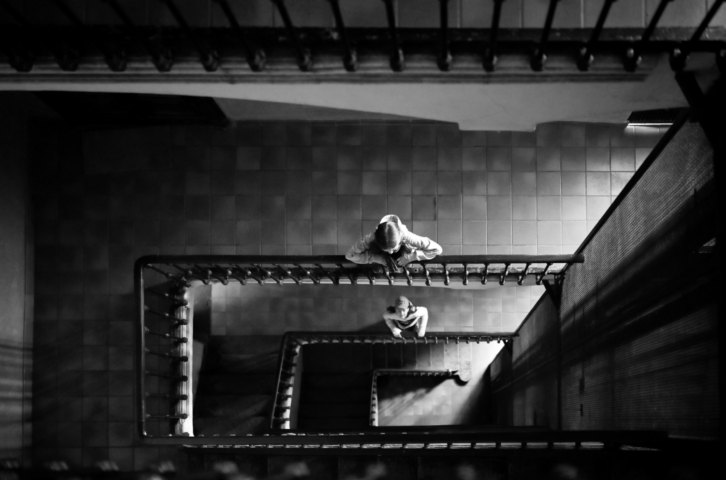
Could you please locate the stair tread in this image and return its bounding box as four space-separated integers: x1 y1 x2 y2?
195 394 272 418
195 415 268 436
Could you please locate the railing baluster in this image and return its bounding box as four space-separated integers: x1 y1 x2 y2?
50 0 126 71
499 263 510 285
101 0 173 72
670 0 724 71
463 264 469 285
536 263 553 285
213 0 265 71
0 0 79 71
437 0 452 71
144 305 188 324
624 0 673 72
481 264 489 285
443 264 450 286
576 0 616 71
295 264 319 284
402 265 412 286
146 393 188 400
422 264 431 286
270 0 313 71
145 347 188 362
365 269 376 285
517 263 531 285
146 413 188 420
159 0 219 72
172 264 209 285
327 0 357 71
381 0 404 71
144 327 188 343
531 0 560 71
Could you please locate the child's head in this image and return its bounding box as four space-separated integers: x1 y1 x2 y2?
393 296 412 317
374 221 402 253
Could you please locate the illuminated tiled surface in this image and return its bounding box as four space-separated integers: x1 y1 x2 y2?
29 119 663 469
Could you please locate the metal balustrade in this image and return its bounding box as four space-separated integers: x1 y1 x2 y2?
135 254 581 440
1 0 723 75
268 331 518 431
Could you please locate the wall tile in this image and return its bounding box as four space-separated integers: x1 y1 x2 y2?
463 222 487 245
610 148 635 171
412 196 436 221
462 131 487 146
585 0 644 27
311 171 337 195
337 196 362 220
635 148 652 170
437 147 463 170
387 171 412 195
537 221 562 245
337 221 362 246
340 0 387 26
386 125 412 146
438 196 462 220
438 221 463 244
312 124 337 146
462 147 487 171
437 172 462 195
462 0 523 27
463 196 487 221
338 172 363 195
512 172 536 196
360 124 387 146
338 146 362 170
437 125 461 146
634 126 662 147
562 221 587 245
512 221 537 245
487 221 512 245
362 171 387 195
537 147 561 171
463 172 487 195
512 196 537 220
512 148 536 171
411 171 437 195
259 196 285 220
412 125 437 146
388 147 412 170
646 0 706 26
312 147 337 170
400 0 460 27
562 196 587 221
362 196 387 220
586 124 610 147
537 172 561 196
286 221 312 244
586 172 611 195
537 196 561 220
560 124 586 147
586 148 610 171
486 147 512 171
388 196 412 220
286 195 312 219
412 221 437 241
487 172 511 196
261 221 285 245
361 146 388 170
561 172 586 195
536 124 561 147
412 147 437 171
586 196 611 220
487 196 512 221
312 220 337 245
610 125 636 147
337 124 361 146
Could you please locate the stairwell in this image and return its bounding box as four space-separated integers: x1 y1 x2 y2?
298 340 483 430
193 336 281 436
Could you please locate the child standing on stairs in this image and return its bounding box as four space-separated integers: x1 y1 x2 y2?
345 214 442 273
382 296 428 338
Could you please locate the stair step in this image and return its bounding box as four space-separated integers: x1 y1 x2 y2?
198 373 277 395
300 388 370 405
302 373 371 390
299 403 370 419
195 394 272 418
194 415 268 436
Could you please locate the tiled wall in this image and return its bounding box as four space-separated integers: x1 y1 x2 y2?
29 118 664 470
2 0 722 28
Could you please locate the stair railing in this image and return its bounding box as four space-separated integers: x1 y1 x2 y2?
135 254 582 439
269 331 517 431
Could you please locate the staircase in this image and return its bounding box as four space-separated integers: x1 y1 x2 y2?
193 336 281 436
297 340 476 430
